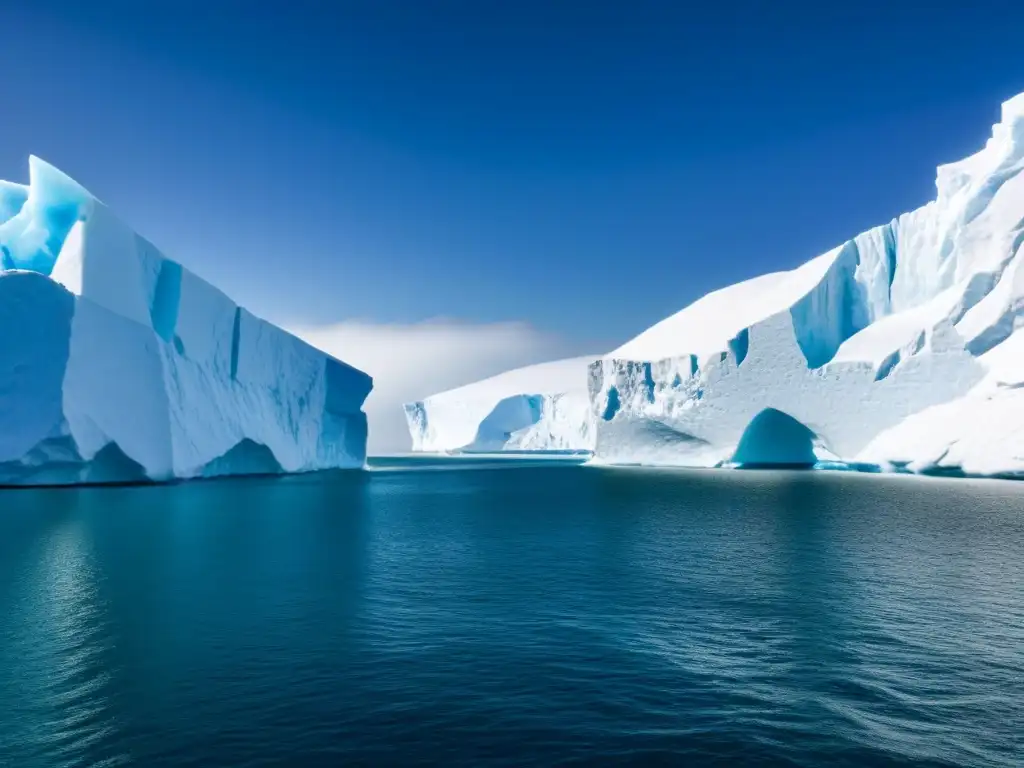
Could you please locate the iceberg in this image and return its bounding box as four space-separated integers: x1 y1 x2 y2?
0 157 371 485
409 91 1024 478
404 356 596 453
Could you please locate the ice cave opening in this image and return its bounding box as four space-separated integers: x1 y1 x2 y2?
730 408 820 468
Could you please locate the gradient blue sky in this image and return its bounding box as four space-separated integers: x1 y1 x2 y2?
4 2 1024 443
3 2 1024 345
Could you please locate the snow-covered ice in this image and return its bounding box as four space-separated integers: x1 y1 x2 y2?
409 91 1024 478
0 156 371 485
405 356 596 453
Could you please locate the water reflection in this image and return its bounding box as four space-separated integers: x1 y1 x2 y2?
0 465 1020 766
0 490 129 766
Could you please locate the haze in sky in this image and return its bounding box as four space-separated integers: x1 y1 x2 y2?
3 1 1023 450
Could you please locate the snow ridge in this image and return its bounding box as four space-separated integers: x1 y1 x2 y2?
408 91 1024 477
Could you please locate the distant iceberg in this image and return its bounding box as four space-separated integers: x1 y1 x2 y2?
408 91 1024 478
405 356 595 453
0 157 371 485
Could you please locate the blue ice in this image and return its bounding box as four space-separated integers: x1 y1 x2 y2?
0 157 91 275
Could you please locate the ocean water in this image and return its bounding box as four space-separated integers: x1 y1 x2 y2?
0 458 1021 767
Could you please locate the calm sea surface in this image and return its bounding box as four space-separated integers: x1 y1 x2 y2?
0 457 1021 767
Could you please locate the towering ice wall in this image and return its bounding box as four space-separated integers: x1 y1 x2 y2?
409 91 1024 477
0 157 371 485
589 92 1024 474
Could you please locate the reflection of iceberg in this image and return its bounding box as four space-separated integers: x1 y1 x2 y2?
0 513 125 765
0 157 372 485
410 92 1024 477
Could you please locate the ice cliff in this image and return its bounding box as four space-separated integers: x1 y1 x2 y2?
0 157 371 485
408 91 1024 477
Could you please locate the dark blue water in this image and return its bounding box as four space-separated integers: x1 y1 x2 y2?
1 458 1021 767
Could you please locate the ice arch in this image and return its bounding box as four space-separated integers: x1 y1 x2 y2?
731 408 819 467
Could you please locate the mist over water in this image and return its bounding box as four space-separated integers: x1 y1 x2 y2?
0 460 1021 766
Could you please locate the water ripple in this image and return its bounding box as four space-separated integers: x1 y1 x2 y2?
0 465 1021 766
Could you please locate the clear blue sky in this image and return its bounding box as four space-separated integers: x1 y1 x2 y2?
2 1 1023 349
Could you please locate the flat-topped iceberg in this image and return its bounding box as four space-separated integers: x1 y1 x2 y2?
408 91 1024 477
0 157 371 485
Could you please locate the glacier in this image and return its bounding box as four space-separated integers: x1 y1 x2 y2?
405 356 596 453
407 91 1024 478
0 156 371 486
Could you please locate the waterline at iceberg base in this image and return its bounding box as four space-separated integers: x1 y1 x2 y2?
0 157 371 486
407 91 1024 479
